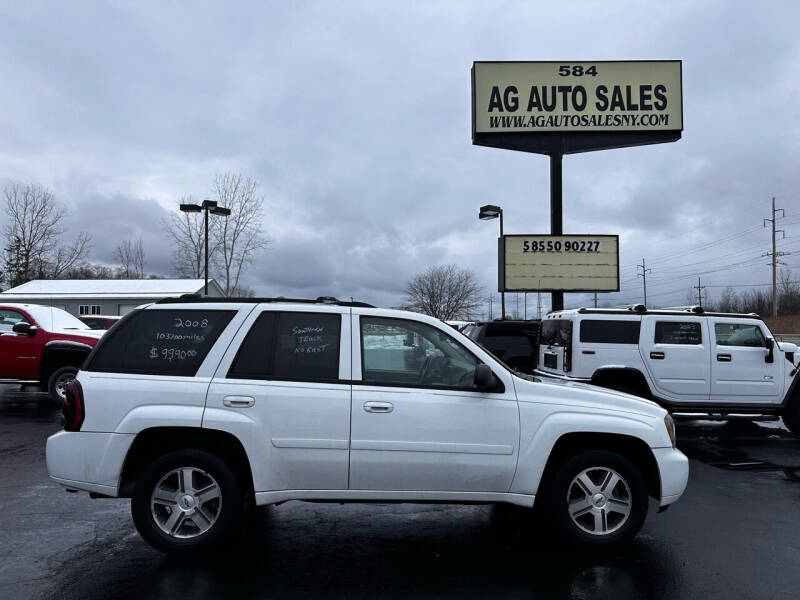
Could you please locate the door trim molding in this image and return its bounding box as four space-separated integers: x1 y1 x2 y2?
350 439 514 454
255 489 534 507
271 438 349 450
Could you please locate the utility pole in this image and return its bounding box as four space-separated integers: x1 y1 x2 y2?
524 292 527 319
537 280 542 319
637 258 651 306
763 197 787 318
694 277 706 307
593 292 598 308
488 294 493 320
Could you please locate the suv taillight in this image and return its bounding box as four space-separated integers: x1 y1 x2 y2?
62 380 85 432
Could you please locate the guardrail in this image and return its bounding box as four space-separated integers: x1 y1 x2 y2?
774 333 800 344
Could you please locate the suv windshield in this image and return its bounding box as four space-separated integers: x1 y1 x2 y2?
25 305 89 331
540 319 572 346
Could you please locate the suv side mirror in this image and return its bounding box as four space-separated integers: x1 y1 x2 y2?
12 322 36 335
765 337 775 363
474 364 495 390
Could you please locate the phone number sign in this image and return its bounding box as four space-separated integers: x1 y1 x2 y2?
499 234 619 292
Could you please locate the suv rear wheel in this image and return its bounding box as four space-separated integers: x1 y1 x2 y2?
131 449 244 553
47 366 78 405
545 450 648 546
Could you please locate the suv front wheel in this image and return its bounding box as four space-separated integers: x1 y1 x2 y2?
545 450 648 546
781 394 800 436
131 449 244 553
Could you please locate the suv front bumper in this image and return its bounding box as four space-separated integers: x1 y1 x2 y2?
653 446 689 507
46 431 135 496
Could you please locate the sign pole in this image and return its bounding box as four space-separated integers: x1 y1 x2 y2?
499 210 505 319
549 151 564 311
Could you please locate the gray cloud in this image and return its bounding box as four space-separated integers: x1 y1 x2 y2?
1 1 799 313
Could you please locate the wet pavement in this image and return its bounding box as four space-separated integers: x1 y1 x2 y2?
1 386 799 600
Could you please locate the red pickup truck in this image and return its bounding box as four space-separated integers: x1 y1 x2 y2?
0 303 105 403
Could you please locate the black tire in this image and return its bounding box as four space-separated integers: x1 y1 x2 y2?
781 395 800 436
544 450 648 547
131 449 244 553
47 366 78 405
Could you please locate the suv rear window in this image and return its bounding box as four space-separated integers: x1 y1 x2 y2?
481 323 540 369
86 310 235 376
228 311 341 382
540 319 572 346
579 320 640 344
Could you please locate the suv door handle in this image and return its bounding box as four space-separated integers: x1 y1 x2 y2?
363 401 393 413
650 351 665 360
223 395 255 408
716 354 732 362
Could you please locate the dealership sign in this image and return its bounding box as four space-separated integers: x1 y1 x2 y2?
499 235 619 292
472 61 682 135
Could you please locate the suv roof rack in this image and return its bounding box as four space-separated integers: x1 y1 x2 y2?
155 295 375 308
574 306 762 319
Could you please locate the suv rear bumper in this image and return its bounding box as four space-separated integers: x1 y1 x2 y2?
46 431 135 496
653 447 689 507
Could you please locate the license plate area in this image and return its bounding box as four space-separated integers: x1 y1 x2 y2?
543 352 558 369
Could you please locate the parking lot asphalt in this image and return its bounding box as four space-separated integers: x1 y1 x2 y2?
1 387 799 600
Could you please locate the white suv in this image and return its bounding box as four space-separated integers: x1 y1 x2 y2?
47 297 688 552
536 306 800 432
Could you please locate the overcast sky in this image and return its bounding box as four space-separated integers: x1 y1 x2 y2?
1 1 798 314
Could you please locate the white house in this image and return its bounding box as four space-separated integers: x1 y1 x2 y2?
0 279 225 316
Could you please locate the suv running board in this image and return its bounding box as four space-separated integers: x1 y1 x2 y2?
671 413 780 422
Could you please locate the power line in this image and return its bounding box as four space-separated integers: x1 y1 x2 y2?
616 212 800 275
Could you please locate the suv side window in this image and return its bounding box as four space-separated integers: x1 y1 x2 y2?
361 316 480 389
580 319 640 344
228 311 341 382
654 321 702 345
0 309 29 331
714 323 766 347
87 309 235 376
227 313 276 379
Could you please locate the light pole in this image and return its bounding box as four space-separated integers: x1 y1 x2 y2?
180 200 231 296
479 204 504 319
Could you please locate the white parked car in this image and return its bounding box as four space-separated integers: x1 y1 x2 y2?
536 306 800 432
47 297 688 552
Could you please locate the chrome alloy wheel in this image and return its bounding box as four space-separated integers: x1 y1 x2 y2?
567 467 632 535
54 372 75 400
150 467 222 539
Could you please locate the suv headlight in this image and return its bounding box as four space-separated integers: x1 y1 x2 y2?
664 414 676 448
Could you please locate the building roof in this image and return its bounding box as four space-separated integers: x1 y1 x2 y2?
0 279 223 299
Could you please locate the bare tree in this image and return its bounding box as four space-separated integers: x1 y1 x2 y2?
114 237 145 278
403 264 485 321
228 283 256 297
778 268 799 315
210 173 269 296
2 182 91 286
162 195 211 279
717 287 739 313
